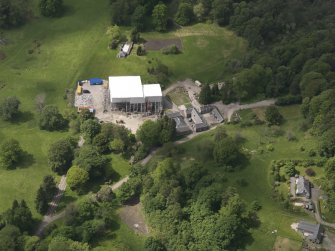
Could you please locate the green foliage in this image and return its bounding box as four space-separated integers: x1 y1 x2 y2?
199 84 212 105
0 225 23 251
175 2 194 26
67 166 89 192
300 72 328 98
119 177 142 203
39 0 64 17
75 145 108 178
96 185 115 203
0 0 30 28
161 45 180 55
265 106 283 126
213 137 241 167
136 45 146 56
110 138 125 153
144 237 166 251
2 200 33 232
275 95 302 106
48 236 89 251
39 105 67 131
0 139 23 169
81 119 101 142
136 116 175 149
35 175 57 214
284 163 297 177
93 134 110 154
152 3 168 32
131 5 146 31
130 28 141 43
0 96 20 121
48 138 76 175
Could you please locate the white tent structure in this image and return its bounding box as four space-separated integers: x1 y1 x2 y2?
109 76 162 113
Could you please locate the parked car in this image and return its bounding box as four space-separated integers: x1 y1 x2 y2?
83 90 90 94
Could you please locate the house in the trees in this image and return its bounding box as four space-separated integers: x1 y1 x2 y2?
297 221 324 244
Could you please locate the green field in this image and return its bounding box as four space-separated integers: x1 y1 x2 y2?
147 105 318 250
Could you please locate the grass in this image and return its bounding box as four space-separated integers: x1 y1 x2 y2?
110 153 131 178
92 216 146 251
320 199 335 224
273 236 302 251
147 105 318 251
166 87 190 106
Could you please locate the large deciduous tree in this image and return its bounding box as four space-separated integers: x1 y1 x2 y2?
39 0 64 17
175 2 194 26
67 166 89 192
0 96 20 121
0 139 23 169
213 137 240 167
48 138 76 174
152 3 168 32
39 105 67 131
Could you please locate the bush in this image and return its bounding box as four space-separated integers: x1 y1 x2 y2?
309 149 316 157
251 200 262 211
266 144 274 152
109 39 119 50
287 131 297 141
300 146 305 151
265 106 284 126
0 139 23 169
137 46 146 56
305 168 316 177
161 45 180 55
39 0 64 17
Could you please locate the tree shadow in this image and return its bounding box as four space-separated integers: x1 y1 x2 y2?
63 4 76 17
12 111 34 124
18 151 35 168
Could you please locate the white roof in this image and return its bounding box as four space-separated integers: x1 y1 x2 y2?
143 84 162 97
122 44 130 53
109 76 144 99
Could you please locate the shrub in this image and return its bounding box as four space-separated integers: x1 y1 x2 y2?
309 149 316 157
305 168 316 177
137 45 146 56
300 146 305 151
266 144 274 152
287 131 297 141
161 45 180 55
251 200 262 211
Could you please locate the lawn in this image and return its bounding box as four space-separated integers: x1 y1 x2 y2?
147 105 318 250
166 87 190 106
0 0 112 216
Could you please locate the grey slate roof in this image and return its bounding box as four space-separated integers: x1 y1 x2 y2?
296 176 311 198
211 108 224 123
297 221 324 243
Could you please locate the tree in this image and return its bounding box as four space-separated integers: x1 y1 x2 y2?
0 139 23 169
199 84 212 104
213 137 240 167
264 106 283 126
158 116 176 144
130 28 141 43
39 0 64 17
299 72 328 98
0 96 20 121
152 3 168 32
96 185 115 203
131 5 146 31
211 0 233 26
35 186 49 214
0 225 23 251
136 120 160 149
319 129 335 157
0 0 29 29
81 119 101 142
193 2 205 22
75 145 108 178
3 200 33 232
110 138 125 153
48 138 76 174
48 236 90 251
67 166 89 192
175 2 194 26
144 237 166 251
39 105 67 131
93 134 110 154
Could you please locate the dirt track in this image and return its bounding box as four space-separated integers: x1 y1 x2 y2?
144 38 182 51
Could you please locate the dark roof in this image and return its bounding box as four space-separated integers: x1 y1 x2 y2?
211 108 224 123
166 112 182 119
297 222 324 242
192 108 208 130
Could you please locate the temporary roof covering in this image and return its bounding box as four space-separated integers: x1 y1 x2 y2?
90 78 103 85
109 76 145 103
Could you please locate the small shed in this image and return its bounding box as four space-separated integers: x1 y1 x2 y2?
90 78 103 85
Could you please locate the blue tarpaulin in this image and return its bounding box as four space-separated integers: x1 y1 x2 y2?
89 78 103 85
